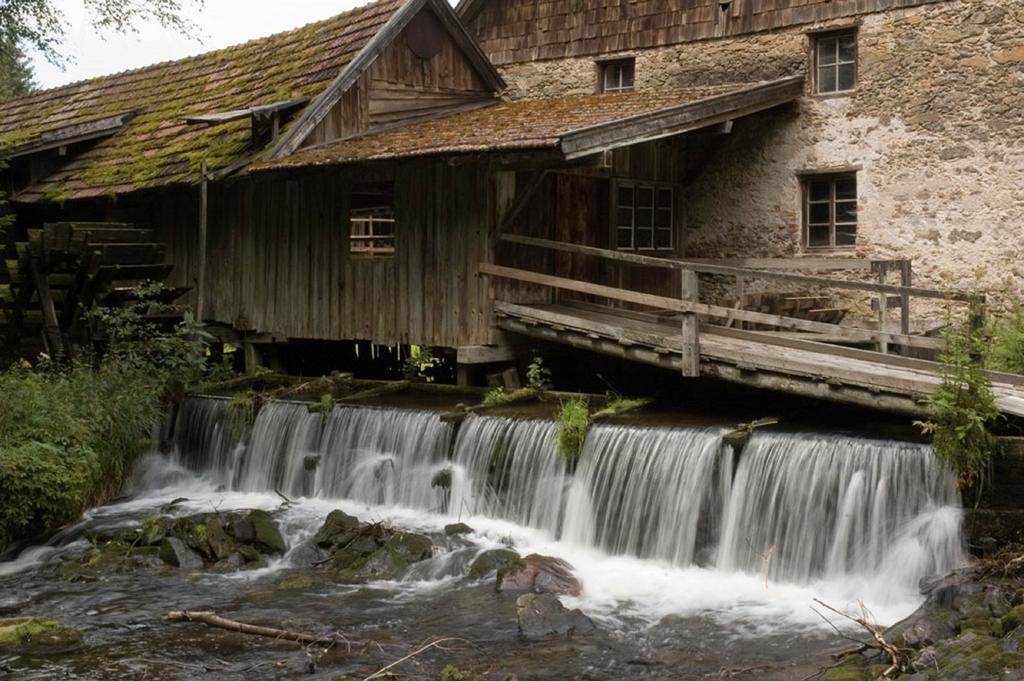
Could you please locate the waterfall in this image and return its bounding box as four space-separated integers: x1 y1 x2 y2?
448 416 568 534
166 398 963 592
562 425 731 565
716 431 963 588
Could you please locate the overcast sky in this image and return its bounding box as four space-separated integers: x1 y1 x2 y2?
31 0 372 90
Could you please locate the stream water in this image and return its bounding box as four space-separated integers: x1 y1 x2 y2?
0 398 966 680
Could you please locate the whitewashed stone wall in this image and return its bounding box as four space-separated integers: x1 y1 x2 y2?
495 0 1024 305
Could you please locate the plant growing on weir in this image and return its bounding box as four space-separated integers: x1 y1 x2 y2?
555 398 590 466
916 319 1001 499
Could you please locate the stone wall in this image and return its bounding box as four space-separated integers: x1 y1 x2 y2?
493 0 1024 309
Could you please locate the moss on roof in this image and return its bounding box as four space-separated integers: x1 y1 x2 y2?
4 0 405 203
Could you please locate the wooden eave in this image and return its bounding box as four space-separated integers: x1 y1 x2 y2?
455 0 485 22
185 99 308 126
6 111 138 158
267 0 506 160
559 76 804 159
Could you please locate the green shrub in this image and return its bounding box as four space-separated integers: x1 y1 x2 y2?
591 394 649 419
916 321 1001 498
555 398 590 465
482 387 537 407
526 355 552 391
990 303 1024 375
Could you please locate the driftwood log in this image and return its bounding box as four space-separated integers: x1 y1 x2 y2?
163 610 332 646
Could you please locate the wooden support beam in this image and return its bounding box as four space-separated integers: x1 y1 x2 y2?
30 259 66 360
680 270 699 377
480 263 944 350
197 161 209 321
498 170 548 233
457 344 520 365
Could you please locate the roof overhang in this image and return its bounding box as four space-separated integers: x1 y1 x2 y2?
6 110 138 158
185 99 307 126
558 76 804 159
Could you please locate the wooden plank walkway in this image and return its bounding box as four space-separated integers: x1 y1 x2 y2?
494 300 1024 418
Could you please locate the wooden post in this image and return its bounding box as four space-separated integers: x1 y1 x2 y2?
874 261 889 354
680 269 700 376
899 260 912 336
729 275 745 329
196 160 209 322
30 258 66 360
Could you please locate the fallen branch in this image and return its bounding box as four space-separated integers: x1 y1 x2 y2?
812 599 906 678
362 637 471 681
163 610 338 647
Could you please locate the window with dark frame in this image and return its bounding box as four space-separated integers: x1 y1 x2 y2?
615 181 673 252
600 58 635 93
803 173 857 249
814 30 857 95
350 182 396 256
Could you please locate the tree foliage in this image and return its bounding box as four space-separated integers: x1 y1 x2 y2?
0 32 34 99
916 320 1001 499
0 0 204 66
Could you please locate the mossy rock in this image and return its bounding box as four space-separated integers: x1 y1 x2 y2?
1002 604 1024 634
961 615 1003 638
468 549 521 580
278 573 316 591
314 510 361 548
0 617 83 654
819 660 879 681
385 532 433 563
61 540 134 581
445 523 474 536
141 515 172 545
333 547 409 583
932 632 1018 677
248 510 287 555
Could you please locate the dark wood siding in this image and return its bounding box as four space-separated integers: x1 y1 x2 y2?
196 161 494 347
466 0 940 65
306 6 494 147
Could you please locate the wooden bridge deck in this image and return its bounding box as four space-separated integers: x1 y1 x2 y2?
495 300 1024 418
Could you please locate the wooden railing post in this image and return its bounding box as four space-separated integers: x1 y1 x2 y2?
873 261 889 354
680 269 700 376
899 260 912 336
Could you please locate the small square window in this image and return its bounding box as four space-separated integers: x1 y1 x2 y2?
350 182 395 256
814 31 857 95
614 180 673 252
802 173 858 249
600 58 635 93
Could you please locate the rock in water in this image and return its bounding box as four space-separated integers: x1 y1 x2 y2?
468 549 520 579
497 554 582 596
445 522 474 536
385 532 434 562
159 537 204 570
248 510 288 554
0 617 83 654
313 510 361 548
515 594 595 639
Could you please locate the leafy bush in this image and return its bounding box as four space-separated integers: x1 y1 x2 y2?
555 398 590 465
403 345 442 382
989 302 1024 375
916 322 1001 498
526 355 552 391
0 285 217 550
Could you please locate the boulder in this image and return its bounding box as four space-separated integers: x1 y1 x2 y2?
248 510 288 555
444 523 474 536
385 532 433 562
158 537 204 570
497 554 581 596
314 510 361 549
468 549 520 580
0 617 83 654
515 593 595 639
334 548 409 583
278 573 316 591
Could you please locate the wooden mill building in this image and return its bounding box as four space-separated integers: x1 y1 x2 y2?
2 0 1024 417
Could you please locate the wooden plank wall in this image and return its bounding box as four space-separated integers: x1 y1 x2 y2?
467 0 941 65
198 160 494 348
306 8 494 147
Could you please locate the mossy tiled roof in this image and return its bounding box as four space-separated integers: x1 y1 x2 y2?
257 83 744 168
4 0 404 203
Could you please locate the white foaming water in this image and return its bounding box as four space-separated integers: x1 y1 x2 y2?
131 400 968 629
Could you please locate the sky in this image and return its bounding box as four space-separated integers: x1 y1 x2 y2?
31 0 372 90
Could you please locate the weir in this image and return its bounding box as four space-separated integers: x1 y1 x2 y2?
167 396 965 590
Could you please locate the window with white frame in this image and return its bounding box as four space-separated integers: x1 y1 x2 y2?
600 58 635 93
615 181 673 251
803 173 857 249
814 30 857 95
350 182 396 256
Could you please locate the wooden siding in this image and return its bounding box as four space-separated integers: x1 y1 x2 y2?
306 6 494 147
465 0 941 65
199 161 494 347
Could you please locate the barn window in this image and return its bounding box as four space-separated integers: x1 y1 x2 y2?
814 30 857 95
600 58 635 93
350 182 396 256
803 173 857 249
614 181 673 251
